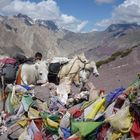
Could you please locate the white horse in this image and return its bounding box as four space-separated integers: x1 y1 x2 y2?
17 60 49 85
43 54 99 104
57 53 99 86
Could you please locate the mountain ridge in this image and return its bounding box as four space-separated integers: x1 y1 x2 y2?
0 14 140 61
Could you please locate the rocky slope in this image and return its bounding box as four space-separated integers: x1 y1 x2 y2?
0 14 140 60
91 46 140 93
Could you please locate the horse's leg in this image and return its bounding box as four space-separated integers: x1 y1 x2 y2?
80 82 87 91
1 75 6 111
21 75 28 85
72 74 81 87
56 75 60 85
0 86 4 112
1 76 4 111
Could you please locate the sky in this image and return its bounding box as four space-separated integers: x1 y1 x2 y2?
0 0 140 32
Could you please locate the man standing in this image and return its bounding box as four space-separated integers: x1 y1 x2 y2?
35 52 42 61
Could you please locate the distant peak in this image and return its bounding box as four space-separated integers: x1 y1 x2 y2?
14 13 58 31
15 13 34 25
35 19 58 31
105 23 140 32
16 13 29 18
15 13 33 21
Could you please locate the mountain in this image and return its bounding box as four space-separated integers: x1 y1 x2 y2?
0 14 140 61
15 13 35 25
35 19 58 31
59 23 140 61
15 13 58 30
105 23 140 32
0 14 61 58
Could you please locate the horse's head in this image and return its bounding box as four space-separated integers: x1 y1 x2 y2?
79 68 91 85
90 61 99 77
35 60 49 83
79 60 99 86
78 53 99 77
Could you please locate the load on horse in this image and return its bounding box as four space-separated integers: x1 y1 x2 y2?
48 53 99 87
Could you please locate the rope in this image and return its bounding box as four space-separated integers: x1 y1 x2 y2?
58 57 77 79
60 56 89 75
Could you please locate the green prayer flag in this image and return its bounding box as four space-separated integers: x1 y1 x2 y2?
71 121 103 137
6 92 14 113
21 95 33 111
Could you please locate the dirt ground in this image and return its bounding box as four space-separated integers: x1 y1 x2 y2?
91 47 140 93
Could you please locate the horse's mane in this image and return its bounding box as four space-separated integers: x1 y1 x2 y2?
72 53 89 63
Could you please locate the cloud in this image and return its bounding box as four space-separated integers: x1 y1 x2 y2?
77 21 88 32
0 0 12 8
92 28 99 31
0 0 88 32
58 14 88 32
95 0 115 4
96 0 140 28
